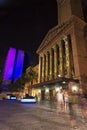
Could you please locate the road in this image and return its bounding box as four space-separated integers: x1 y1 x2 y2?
0 100 87 130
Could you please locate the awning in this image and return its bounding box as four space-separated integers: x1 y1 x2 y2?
30 77 79 89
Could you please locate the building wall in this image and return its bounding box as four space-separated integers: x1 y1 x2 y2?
24 65 39 95
31 0 87 101
57 0 84 25
36 18 87 100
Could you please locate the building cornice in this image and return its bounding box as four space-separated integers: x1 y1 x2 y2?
36 15 86 54
30 77 79 88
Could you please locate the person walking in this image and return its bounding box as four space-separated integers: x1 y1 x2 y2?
64 90 69 112
56 88 64 113
78 89 87 123
68 90 79 129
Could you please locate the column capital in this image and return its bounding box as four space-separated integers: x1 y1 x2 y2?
63 35 68 42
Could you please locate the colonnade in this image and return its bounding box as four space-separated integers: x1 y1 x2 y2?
38 35 75 83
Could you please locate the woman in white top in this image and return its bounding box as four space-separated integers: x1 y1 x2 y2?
56 89 64 113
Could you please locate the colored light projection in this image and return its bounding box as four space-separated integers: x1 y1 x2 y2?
3 47 16 81
13 50 24 81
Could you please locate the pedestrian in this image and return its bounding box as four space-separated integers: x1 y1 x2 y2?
79 89 87 123
35 94 38 103
68 90 79 129
56 88 64 113
64 90 69 112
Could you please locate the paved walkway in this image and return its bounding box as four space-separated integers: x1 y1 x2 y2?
37 100 81 113
35 100 87 130
0 100 87 130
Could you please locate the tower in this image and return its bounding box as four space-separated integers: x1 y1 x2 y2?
56 0 84 25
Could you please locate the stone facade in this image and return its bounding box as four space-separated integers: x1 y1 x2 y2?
37 15 87 92
31 0 87 101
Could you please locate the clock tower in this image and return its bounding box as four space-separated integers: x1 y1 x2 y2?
56 0 84 25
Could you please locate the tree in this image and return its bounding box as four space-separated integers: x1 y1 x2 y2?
23 67 38 94
25 67 38 83
8 67 38 93
8 75 25 92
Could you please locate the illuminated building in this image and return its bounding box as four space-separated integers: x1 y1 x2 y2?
2 47 30 91
30 0 87 101
24 65 38 95
3 47 16 81
2 48 16 90
13 50 24 81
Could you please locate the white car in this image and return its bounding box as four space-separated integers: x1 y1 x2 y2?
7 94 17 100
20 96 36 103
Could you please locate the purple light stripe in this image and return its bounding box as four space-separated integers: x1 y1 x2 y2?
3 47 16 81
13 50 24 81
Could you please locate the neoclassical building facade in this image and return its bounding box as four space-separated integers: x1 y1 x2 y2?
38 33 74 82
31 0 87 101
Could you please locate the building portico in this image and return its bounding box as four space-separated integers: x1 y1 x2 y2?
31 0 87 101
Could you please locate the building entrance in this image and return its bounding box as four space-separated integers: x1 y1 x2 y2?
41 90 45 100
49 89 55 101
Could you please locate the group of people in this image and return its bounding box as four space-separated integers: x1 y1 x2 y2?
56 88 87 129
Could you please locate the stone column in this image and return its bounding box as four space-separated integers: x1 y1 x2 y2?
44 54 46 81
38 56 41 83
50 49 52 80
59 41 63 76
39 56 42 83
46 52 48 81
48 52 50 80
42 55 44 82
54 45 58 79
63 36 70 77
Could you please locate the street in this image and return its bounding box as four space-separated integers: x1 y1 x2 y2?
0 100 87 130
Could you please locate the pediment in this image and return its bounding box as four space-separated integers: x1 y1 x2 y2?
36 21 69 54
36 15 86 54
36 25 58 53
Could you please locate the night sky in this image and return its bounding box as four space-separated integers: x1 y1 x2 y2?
0 0 87 74
0 0 58 71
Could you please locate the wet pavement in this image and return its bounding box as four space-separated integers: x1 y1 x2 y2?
36 100 87 130
0 100 87 130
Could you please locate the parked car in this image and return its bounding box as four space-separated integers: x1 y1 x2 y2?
20 95 36 103
7 94 17 100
